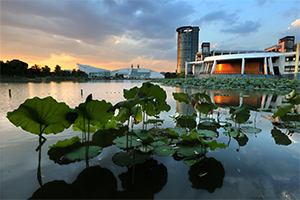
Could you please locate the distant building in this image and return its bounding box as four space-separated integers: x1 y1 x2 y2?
188 36 299 77
111 65 164 79
77 63 164 79
77 63 110 78
176 26 200 74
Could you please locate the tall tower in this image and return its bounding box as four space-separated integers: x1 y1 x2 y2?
176 26 199 73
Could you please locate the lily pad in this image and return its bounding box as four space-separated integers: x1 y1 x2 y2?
48 136 81 148
65 146 103 161
193 129 218 138
7 96 77 135
202 140 226 151
153 146 176 157
183 157 200 166
113 136 142 149
176 144 206 157
241 126 262 134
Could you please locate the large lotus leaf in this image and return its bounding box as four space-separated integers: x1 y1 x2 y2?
273 103 295 118
153 146 176 157
113 135 142 149
96 120 117 130
241 126 262 134
92 126 128 148
235 133 248 147
229 104 250 124
176 144 206 157
73 100 113 132
271 127 292 146
131 105 143 123
139 145 154 153
196 102 218 115
115 107 130 123
172 92 189 104
48 136 81 148
123 86 139 99
176 115 197 129
135 130 154 144
192 92 212 103
7 96 77 135
139 82 167 103
202 140 226 151
110 98 139 112
150 141 166 147
112 150 149 167
64 146 102 161
73 124 97 133
47 141 83 165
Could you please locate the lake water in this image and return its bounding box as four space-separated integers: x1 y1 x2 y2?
0 80 299 199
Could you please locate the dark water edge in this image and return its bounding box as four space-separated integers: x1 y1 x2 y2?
0 75 90 83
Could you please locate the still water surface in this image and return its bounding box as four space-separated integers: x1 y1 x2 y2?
0 80 299 199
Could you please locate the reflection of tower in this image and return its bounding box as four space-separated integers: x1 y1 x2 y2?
176 26 200 73
137 64 139 69
175 87 196 116
131 64 133 68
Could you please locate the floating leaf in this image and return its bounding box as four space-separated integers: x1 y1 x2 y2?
92 127 128 148
7 96 77 135
145 119 164 124
153 146 176 157
176 144 206 157
64 146 102 161
48 136 81 148
113 136 142 149
241 126 262 134
135 130 154 144
183 157 200 166
202 140 226 151
193 129 218 138
139 145 154 153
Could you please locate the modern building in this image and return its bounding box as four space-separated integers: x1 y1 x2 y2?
77 63 164 79
188 36 299 78
176 26 200 74
111 66 164 79
77 63 111 78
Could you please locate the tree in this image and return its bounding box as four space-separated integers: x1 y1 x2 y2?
54 65 62 76
2 59 28 76
41 65 51 77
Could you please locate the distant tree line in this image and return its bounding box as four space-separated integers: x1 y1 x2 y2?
0 59 88 78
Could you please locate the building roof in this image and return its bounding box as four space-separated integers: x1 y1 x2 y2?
77 63 110 74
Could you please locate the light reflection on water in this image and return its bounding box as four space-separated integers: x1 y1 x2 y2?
0 80 299 199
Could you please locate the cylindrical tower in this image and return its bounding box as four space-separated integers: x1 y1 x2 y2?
176 26 199 74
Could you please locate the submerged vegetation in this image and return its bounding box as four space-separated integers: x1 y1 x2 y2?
152 77 300 93
6 82 300 198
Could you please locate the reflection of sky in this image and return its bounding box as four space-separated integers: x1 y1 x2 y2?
0 82 299 199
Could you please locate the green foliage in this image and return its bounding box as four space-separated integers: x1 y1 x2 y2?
7 96 77 135
64 146 103 161
229 104 250 124
112 150 149 167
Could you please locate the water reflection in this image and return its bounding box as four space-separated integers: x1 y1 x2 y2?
189 157 225 193
30 158 168 199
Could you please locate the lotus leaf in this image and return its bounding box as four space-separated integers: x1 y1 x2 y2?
176 144 206 157
112 150 149 167
229 104 250 124
172 92 189 104
135 130 154 144
202 140 226 151
193 129 217 138
273 103 295 118
153 146 177 157
48 136 81 148
241 126 262 134
7 96 77 135
113 136 142 149
183 157 200 166
92 126 128 147
139 145 154 153
271 127 292 146
145 119 164 124
64 146 102 161
73 99 113 133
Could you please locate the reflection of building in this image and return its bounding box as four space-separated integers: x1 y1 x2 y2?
77 63 164 79
176 26 200 74
188 36 299 77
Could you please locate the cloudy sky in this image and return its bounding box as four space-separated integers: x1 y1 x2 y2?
1 0 300 72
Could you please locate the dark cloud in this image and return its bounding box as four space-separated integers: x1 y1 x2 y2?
193 10 238 26
221 20 261 34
